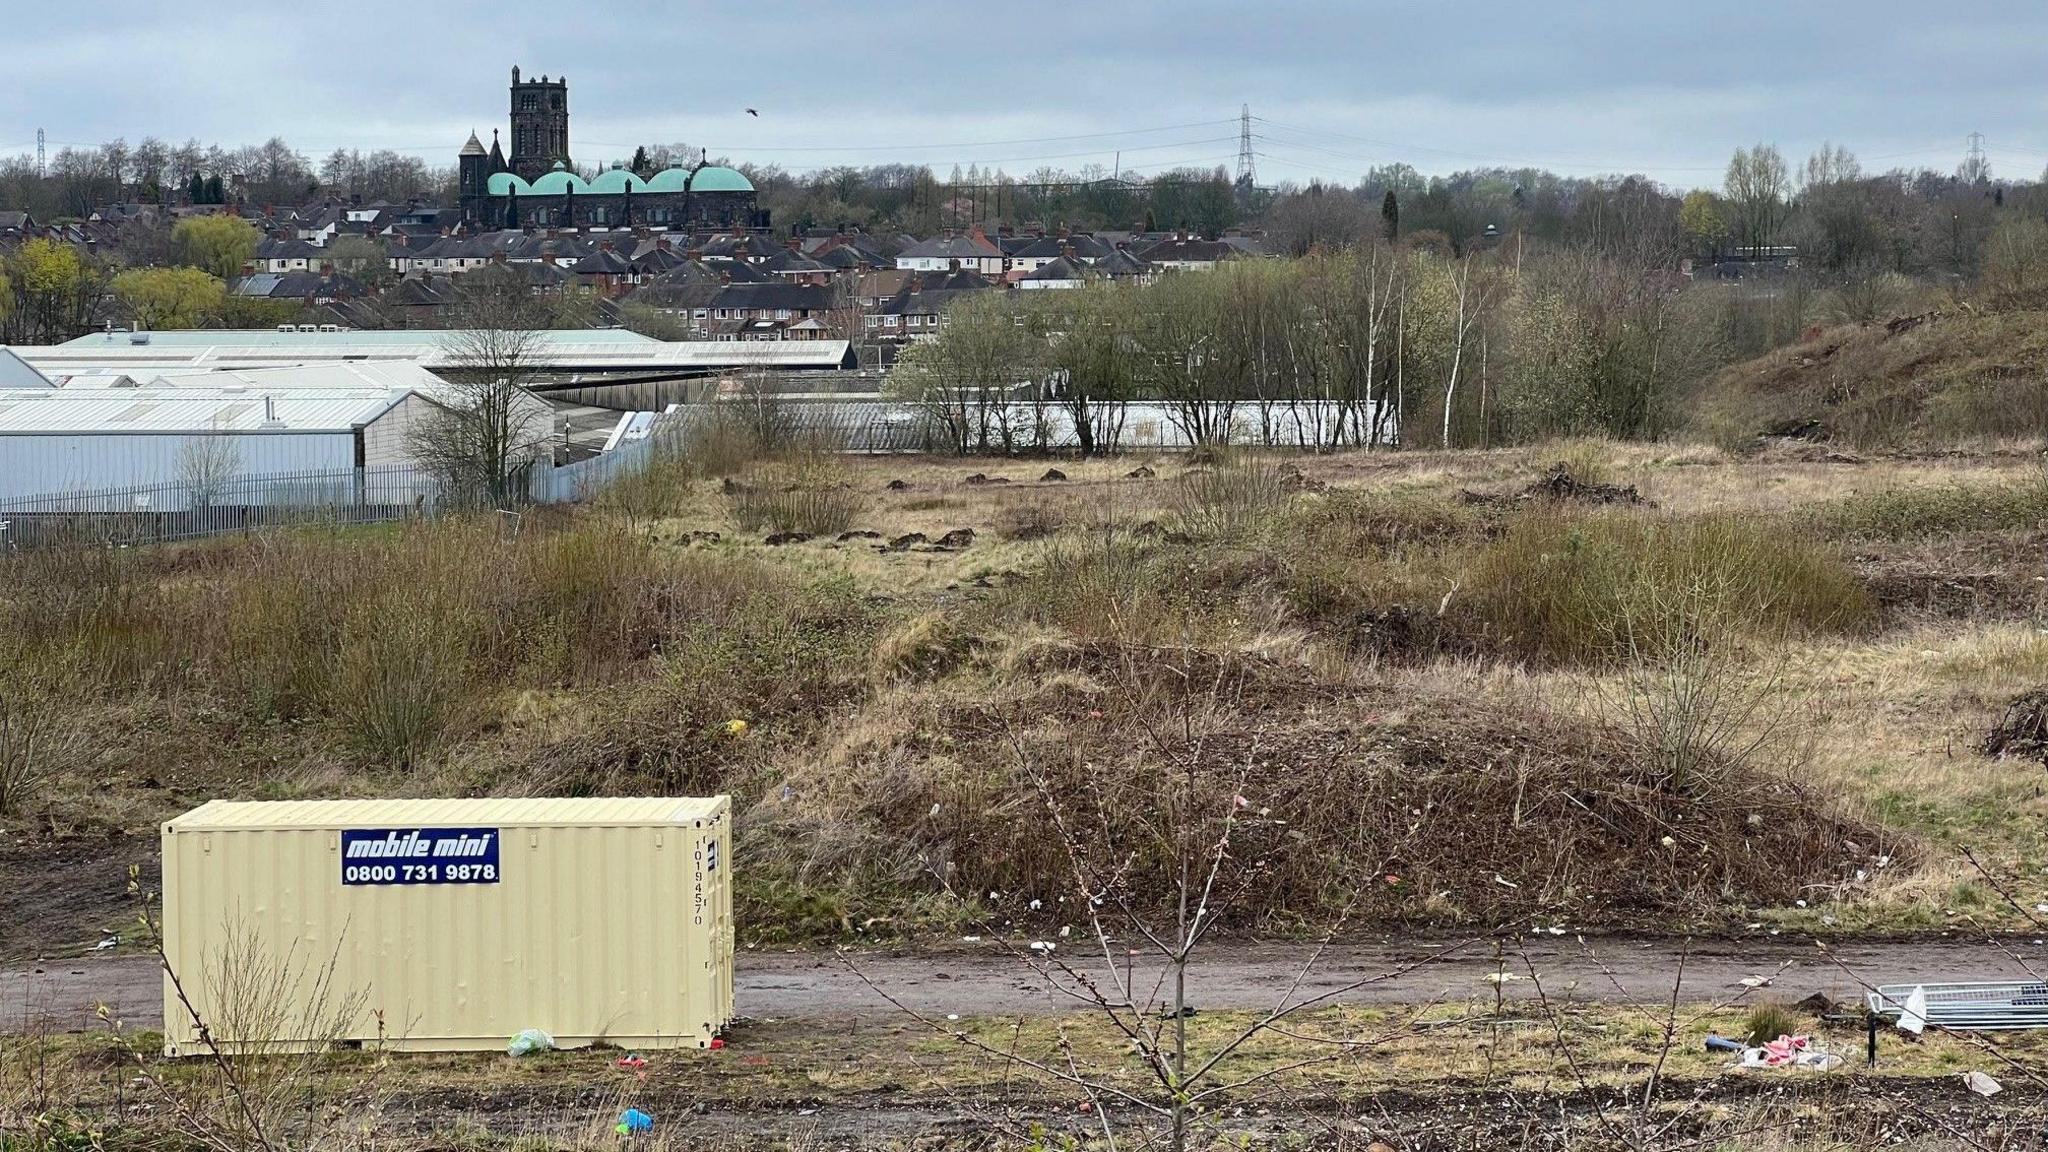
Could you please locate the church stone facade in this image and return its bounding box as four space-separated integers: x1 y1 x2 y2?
458 66 764 232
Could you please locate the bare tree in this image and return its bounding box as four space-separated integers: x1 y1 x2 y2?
408 270 555 503
846 655 1466 1151
177 424 243 511
1439 250 1495 448
1724 145 1791 256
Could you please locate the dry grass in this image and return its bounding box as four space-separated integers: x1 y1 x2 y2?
12 444 2048 945
753 642 1894 932
1690 305 2048 449
1807 471 2048 541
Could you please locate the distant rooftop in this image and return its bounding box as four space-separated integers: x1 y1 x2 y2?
52 329 663 350
15 330 857 375
0 386 411 435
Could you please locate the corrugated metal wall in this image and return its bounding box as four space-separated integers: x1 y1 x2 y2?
160 804 733 1054
358 393 435 469
0 433 356 503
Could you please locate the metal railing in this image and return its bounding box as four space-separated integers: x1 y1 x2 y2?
1868 982 2048 1031
0 441 679 550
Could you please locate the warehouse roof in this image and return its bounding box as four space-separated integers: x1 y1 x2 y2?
0 386 412 435
14 330 855 374
0 348 51 389
166 796 730 831
50 328 662 350
46 360 461 402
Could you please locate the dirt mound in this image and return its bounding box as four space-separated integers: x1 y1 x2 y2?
1982 686 2048 763
1523 464 1648 505
1689 305 2048 449
763 649 1901 929
1456 465 1649 510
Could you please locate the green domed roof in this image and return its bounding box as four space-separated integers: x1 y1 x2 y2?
486 172 531 197
642 168 690 193
587 168 645 194
690 166 754 193
528 169 583 195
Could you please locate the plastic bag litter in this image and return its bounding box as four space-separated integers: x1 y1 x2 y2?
1898 985 1928 1035
506 1028 555 1057
615 1108 654 1134
1734 1034 1840 1071
1963 1070 2002 1097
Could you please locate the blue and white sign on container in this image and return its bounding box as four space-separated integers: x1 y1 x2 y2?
341 828 501 886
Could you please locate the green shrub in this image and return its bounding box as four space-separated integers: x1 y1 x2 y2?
1462 509 1871 664
0 657 82 813
1168 456 1293 542
1547 437 1617 487
727 456 867 537
1743 1001 1800 1047
1806 474 2048 541
328 586 477 770
729 484 865 537
1289 490 1483 553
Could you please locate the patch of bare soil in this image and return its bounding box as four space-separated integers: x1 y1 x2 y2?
0 830 157 961
376 1073 2042 1149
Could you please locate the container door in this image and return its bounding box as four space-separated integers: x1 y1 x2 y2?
709 828 733 1024
693 824 735 1032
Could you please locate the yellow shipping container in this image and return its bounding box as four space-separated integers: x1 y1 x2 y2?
159 796 733 1055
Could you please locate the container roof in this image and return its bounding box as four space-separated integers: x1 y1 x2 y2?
166 796 730 831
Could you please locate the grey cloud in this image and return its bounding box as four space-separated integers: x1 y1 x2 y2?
5 0 2043 189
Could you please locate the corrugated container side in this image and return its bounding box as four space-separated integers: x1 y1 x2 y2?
161 800 731 1055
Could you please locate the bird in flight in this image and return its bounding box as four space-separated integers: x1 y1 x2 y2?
745 108 759 117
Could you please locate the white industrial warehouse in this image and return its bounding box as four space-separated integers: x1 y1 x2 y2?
0 328 841 503
0 360 558 503
15 328 858 376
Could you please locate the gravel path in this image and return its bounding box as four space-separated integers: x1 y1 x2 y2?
6 934 2042 1034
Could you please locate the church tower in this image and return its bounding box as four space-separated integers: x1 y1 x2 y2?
457 129 489 225
508 65 570 181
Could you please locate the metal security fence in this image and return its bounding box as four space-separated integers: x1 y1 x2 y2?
0 466 477 549
0 444 688 550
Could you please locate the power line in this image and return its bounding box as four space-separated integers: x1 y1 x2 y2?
697 117 1239 155
1255 117 1734 175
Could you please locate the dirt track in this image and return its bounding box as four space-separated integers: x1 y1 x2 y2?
6 935 2043 1034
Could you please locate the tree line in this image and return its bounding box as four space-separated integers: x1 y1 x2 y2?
0 215 302 342
0 137 453 220
892 214 2048 455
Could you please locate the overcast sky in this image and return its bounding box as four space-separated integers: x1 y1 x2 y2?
7 1 2046 190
